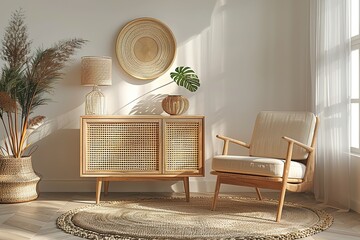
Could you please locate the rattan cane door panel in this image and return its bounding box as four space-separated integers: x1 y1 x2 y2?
81 118 161 176
80 116 204 178
163 119 203 175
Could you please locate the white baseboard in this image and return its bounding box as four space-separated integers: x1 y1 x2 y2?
38 179 256 193
351 198 360 214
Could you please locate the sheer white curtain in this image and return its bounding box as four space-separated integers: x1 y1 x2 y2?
310 0 351 210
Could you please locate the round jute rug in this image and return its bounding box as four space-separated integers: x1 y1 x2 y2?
56 197 333 240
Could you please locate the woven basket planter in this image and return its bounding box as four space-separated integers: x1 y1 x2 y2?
0 156 40 203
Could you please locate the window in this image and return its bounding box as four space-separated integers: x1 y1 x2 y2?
351 0 360 153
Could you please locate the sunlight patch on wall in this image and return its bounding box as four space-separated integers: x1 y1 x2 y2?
28 104 84 145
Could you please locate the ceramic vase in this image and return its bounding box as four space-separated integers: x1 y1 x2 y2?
162 95 189 115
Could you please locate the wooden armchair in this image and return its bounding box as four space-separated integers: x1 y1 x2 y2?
211 111 319 222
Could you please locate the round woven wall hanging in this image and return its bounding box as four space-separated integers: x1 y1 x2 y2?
116 17 176 80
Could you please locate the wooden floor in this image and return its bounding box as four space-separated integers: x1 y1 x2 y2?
0 192 359 240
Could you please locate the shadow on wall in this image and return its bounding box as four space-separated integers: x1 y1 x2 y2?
31 129 81 183
129 94 166 115
112 81 173 115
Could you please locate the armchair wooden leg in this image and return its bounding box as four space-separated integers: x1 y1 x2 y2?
276 184 287 222
255 187 262 200
211 176 221 211
276 141 293 222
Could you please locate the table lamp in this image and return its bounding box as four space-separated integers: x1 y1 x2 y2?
81 56 112 115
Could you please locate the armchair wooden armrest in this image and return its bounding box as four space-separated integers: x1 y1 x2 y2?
280 136 314 186
282 136 314 153
216 135 250 155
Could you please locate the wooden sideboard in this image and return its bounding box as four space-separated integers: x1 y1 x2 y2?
80 115 205 203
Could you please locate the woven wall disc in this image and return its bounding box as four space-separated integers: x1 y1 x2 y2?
116 18 176 80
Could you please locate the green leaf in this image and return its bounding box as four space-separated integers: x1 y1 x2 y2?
170 66 200 92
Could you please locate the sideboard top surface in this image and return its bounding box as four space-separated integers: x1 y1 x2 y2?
81 115 205 119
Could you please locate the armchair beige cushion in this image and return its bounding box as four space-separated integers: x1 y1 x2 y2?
212 155 306 179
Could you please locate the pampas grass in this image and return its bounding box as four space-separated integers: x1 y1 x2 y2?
0 9 86 157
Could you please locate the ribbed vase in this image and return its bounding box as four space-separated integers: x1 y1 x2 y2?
0 156 40 203
162 95 189 115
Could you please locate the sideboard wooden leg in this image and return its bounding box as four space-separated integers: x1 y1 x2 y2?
104 181 109 196
96 178 102 204
183 177 190 202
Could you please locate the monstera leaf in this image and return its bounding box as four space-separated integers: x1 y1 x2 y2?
170 66 200 92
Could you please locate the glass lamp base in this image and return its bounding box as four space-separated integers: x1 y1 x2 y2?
85 85 105 115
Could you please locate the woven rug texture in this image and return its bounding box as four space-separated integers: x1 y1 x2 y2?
57 196 333 240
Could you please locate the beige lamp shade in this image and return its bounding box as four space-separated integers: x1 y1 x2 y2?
81 56 112 86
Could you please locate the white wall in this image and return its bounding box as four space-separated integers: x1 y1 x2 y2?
0 0 311 192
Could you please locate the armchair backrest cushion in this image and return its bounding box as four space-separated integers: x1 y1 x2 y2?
249 111 316 160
